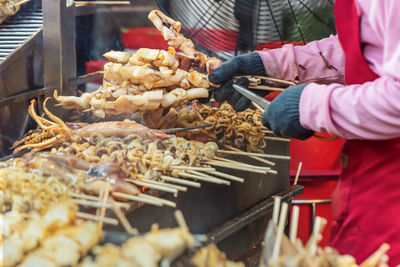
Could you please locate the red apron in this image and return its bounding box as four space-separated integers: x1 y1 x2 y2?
331 0 400 265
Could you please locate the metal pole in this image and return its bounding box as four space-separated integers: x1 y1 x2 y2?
42 0 76 96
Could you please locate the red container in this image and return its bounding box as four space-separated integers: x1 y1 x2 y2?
85 60 108 84
121 28 169 50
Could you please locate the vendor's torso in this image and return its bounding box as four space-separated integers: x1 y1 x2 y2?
331 0 400 265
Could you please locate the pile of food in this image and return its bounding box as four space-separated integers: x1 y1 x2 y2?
1 199 103 267
191 243 245 267
54 10 221 119
261 201 390 267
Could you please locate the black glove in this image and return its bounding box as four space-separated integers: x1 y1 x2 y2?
261 84 314 140
208 52 267 111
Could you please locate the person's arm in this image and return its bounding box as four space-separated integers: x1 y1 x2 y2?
257 35 345 84
299 2 400 140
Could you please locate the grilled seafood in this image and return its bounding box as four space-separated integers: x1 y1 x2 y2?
54 10 220 117
80 225 194 267
1 200 79 267
191 244 245 267
147 9 222 74
11 98 171 153
145 102 268 153
53 134 219 181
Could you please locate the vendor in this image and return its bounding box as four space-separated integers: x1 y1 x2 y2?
209 0 400 265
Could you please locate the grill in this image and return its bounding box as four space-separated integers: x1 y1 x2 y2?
0 6 42 63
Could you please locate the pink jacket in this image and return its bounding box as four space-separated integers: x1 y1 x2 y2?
257 0 400 140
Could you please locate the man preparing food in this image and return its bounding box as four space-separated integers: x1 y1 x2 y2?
209 0 400 265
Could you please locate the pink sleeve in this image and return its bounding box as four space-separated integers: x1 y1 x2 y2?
299 0 400 140
257 35 345 84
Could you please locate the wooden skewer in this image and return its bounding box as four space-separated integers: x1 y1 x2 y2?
218 149 290 160
138 193 176 208
223 144 275 166
97 185 110 229
290 205 300 243
214 157 271 171
293 162 303 186
161 175 201 188
272 196 281 225
252 75 296 86
206 170 244 183
74 1 131 6
177 171 226 185
187 170 230 185
206 160 268 174
360 243 390 267
249 85 286 91
261 129 274 134
10 0 31 7
110 200 138 235
174 210 188 229
264 136 291 142
126 179 178 195
76 212 118 225
170 166 215 172
272 202 289 260
70 192 129 209
73 199 113 209
111 192 163 207
251 101 265 113
141 179 187 192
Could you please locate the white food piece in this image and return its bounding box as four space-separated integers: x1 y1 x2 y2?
103 51 131 64
186 88 209 100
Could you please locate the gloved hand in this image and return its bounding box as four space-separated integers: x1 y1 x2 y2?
261 84 314 140
208 52 268 111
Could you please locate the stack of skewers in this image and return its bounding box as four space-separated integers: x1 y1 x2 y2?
260 197 390 267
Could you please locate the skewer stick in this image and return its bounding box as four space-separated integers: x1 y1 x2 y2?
253 76 296 86
76 212 118 225
161 175 201 188
177 171 227 185
214 157 271 171
73 199 113 209
174 210 188 229
187 170 230 185
251 101 265 113
272 202 289 260
97 185 110 229
10 0 31 7
272 202 288 260
224 144 275 166
112 192 163 207
264 136 291 142
249 85 286 91
110 200 138 235
206 160 268 174
206 170 244 183
290 206 300 243
261 129 274 134
272 196 281 225
138 193 177 208
74 1 130 6
71 193 129 209
293 162 303 186
170 166 215 171
360 243 390 267
141 179 187 192
218 150 291 160
126 179 178 195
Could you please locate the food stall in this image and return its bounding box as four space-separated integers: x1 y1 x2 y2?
0 1 307 266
